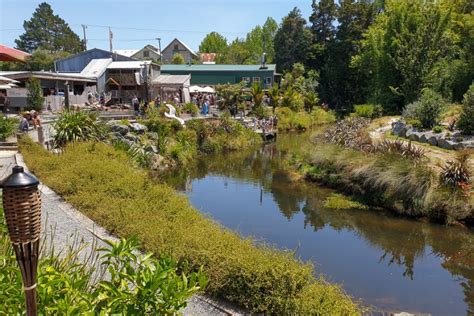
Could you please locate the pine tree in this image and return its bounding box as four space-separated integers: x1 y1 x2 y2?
274 8 312 73
15 2 84 53
26 78 45 112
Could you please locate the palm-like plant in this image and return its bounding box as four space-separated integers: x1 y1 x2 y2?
250 82 264 107
53 111 107 148
304 91 319 113
268 84 280 113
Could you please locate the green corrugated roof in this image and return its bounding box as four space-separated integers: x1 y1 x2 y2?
160 64 276 72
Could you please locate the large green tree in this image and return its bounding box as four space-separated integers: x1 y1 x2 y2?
244 17 278 64
308 0 337 70
274 8 312 73
354 0 456 112
15 2 83 53
199 32 228 54
319 0 376 110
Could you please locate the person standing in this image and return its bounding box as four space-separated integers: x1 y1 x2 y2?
132 95 139 116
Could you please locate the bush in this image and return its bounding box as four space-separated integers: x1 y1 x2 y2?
183 103 199 117
350 104 383 119
275 107 335 131
26 77 44 112
0 209 206 314
457 83 474 135
432 125 443 133
19 138 360 314
53 111 108 148
0 116 18 140
440 150 471 192
402 89 445 129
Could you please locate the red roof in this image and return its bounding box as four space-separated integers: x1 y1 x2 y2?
0 44 31 63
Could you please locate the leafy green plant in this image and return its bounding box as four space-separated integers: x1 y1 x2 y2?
303 91 319 113
0 208 206 314
53 111 107 148
324 193 368 210
457 83 474 135
183 103 199 117
250 82 264 107
350 104 383 119
0 116 18 140
440 150 471 191
26 77 44 111
432 125 443 133
406 119 423 129
402 89 446 129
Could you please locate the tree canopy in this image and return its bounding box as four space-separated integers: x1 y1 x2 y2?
15 2 84 54
199 32 228 54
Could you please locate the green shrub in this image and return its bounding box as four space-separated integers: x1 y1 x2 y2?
52 111 108 148
350 104 383 119
324 193 368 210
432 125 443 133
275 107 335 131
19 138 360 315
183 103 199 117
26 77 44 112
0 116 18 140
457 83 474 135
402 89 445 129
406 118 423 129
0 209 205 314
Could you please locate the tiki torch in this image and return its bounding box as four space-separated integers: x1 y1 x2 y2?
2 165 41 316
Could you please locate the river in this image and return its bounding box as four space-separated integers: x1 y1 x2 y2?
160 133 474 315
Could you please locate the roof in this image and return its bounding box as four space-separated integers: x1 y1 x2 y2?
107 60 152 70
160 64 276 72
113 49 139 57
201 53 216 62
0 44 31 63
162 38 199 58
55 48 131 63
152 74 190 86
0 70 95 82
80 58 112 77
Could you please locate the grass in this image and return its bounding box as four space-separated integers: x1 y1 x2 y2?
19 137 361 315
324 193 368 210
276 107 336 131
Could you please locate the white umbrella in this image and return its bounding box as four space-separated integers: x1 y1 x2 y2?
0 84 15 89
189 85 201 93
0 76 19 84
202 86 215 93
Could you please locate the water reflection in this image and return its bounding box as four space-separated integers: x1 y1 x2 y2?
157 135 474 315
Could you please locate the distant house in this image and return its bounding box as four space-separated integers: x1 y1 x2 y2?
114 45 161 62
161 38 199 64
160 64 279 88
55 48 133 73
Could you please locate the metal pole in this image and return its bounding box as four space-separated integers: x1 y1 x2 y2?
109 27 113 53
81 24 88 50
156 38 162 64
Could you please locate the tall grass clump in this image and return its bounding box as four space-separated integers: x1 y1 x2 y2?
0 116 18 140
276 107 335 131
53 111 108 148
19 137 361 314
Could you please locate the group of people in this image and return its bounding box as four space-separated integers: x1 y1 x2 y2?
19 110 41 132
191 93 214 116
250 116 278 131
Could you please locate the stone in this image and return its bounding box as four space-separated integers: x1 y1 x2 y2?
392 121 407 137
419 133 430 143
110 124 129 136
406 129 422 142
427 135 438 146
460 139 474 149
438 138 459 150
129 122 147 134
123 133 140 142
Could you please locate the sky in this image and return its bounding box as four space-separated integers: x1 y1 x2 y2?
0 0 313 52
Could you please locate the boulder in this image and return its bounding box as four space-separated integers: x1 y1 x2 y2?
419 132 431 143
427 135 439 146
460 139 474 149
110 124 129 136
406 129 422 142
438 138 460 150
124 133 140 142
392 121 407 137
129 122 147 134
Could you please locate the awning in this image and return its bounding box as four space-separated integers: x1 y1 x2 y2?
202 86 215 93
190 85 201 93
0 75 19 85
152 74 190 87
0 45 31 63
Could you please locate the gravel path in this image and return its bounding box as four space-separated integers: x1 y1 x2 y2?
1 151 242 315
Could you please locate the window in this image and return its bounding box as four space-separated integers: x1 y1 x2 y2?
242 77 250 83
253 77 260 83
265 77 272 84
143 50 150 58
174 44 179 50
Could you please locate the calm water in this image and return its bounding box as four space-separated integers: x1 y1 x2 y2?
160 134 474 316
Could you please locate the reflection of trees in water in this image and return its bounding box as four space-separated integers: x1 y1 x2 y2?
161 140 474 314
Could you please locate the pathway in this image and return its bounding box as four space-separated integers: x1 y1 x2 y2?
0 151 243 315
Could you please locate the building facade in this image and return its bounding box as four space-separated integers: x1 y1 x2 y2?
161 39 199 64
160 64 278 88
55 48 133 73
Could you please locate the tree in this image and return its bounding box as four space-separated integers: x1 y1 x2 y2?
26 77 45 112
308 0 337 70
457 83 474 135
268 84 280 113
220 38 252 64
354 0 455 112
199 32 228 54
274 7 312 73
15 2 83 53
171 53 185 64
244 17 279 64
250 82 264 107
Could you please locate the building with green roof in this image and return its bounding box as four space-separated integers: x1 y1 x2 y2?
160 64 279 88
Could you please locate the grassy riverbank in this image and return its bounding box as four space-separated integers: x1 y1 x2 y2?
19 137 361 314
281 133 474 225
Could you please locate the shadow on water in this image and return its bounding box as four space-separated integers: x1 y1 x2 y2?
156 133 474 316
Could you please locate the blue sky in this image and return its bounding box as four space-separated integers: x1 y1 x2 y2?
1 0 313 52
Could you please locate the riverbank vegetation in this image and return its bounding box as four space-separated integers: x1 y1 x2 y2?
284 119 473 225
19 137 361 314
0 209 204 314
